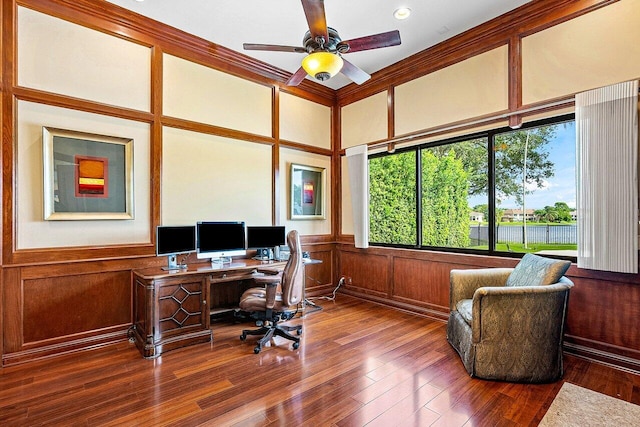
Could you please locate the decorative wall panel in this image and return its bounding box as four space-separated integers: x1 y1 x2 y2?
16 101 151 249
394 46 508 136
279 148 332 235
280 93 331 149
522 0 640 105
163 54 272 137
161 127 272 225
23 271 131 343
341 91 388 149
17 7 151 111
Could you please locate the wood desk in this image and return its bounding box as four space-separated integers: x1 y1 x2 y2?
131 258 286 358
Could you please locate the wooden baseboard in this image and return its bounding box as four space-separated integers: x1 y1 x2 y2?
339 289 449 322
563 342 640 375
1 329 129 367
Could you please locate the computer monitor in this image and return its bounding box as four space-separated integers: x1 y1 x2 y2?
156 225 196 270
247 226 286 260
196 221 246 263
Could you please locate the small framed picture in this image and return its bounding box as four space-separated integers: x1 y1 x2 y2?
42 127 134 220
290 163 326 220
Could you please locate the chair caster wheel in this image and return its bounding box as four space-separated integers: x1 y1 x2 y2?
240 334 246 341
293 342 299 350
254 347 261 354
297 328 302 336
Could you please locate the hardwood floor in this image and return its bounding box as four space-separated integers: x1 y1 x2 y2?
1 295 639 426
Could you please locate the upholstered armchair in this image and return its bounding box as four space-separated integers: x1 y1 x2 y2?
447 253 573 383
239 230 304 354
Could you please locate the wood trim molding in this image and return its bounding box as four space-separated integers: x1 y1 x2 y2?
1 327 129 367
279 139 333 156
160 117 275 146
387 87 394 139
150 46 163 235
564 340 640 375
2 0 17 266
13 86 155 123
508 35 523 129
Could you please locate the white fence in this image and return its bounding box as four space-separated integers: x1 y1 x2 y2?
469 224 577 245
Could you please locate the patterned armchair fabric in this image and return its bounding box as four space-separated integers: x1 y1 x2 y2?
446 255 573 383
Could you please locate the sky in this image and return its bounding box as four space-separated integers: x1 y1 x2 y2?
469 121 576 210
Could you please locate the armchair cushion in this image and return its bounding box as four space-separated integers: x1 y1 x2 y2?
505 253 571 287
455 299 473 326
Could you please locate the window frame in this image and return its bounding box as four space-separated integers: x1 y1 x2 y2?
368 113 576 260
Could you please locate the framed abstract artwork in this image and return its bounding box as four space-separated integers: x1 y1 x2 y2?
42 127 134 220
290 163 326 220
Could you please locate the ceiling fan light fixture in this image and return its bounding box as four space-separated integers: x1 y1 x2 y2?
302 51 344 81
393 7 412 20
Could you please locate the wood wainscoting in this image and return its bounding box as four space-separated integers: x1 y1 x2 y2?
1 241 336 367
1 258 151 366
300 240 337 298
337 243 640 373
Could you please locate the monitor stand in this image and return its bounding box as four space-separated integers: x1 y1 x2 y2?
253 247 273 261
211 256 232 265
162 254 188 271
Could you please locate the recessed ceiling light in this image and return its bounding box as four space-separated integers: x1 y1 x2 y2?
394 7 412 20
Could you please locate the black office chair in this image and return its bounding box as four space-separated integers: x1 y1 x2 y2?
239 230 304 353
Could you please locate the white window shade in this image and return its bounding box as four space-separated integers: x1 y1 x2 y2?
346 145 369 248
576 80 638 274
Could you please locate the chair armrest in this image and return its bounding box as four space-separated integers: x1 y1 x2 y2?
450 268 513 310
254 274 282 285
257 267 282 275
263 281 278 309
471 280 574 343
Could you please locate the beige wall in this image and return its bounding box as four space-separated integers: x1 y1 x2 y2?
394 45 509 136
522 0 640 105
341 91 388 149
17 7 151 112
161 127 272 226
280 93 331 149
163 54 272 137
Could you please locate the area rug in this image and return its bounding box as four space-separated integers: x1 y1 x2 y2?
539 382 640 426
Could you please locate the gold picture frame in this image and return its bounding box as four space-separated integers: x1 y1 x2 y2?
42 127 134 220
290 163 326 220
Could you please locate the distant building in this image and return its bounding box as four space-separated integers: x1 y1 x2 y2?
470 211 484 222
501 208 536 222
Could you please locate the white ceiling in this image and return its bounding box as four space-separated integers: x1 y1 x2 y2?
105 0 531 89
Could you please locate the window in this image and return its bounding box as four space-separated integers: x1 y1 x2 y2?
369 150 416 245
369 114 576 258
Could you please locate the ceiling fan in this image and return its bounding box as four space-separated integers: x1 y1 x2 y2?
243 0 401 86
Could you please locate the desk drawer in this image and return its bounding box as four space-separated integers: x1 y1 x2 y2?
209 271 255 284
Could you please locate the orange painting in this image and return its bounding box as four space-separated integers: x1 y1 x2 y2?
75 156 108 197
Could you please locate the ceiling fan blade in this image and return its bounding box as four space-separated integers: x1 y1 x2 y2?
286 67 308 86
338 30 401 53
340 58 370 85
243 43 306 53
301 0 328 42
